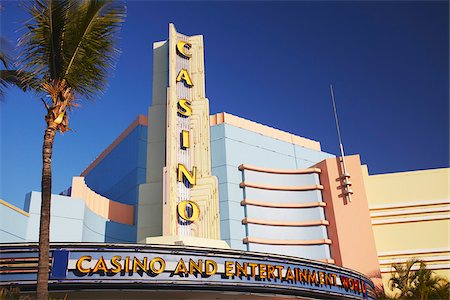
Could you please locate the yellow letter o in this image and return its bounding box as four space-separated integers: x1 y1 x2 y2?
149 257 166 274
177 200 200 222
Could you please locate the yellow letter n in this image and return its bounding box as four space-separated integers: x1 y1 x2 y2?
177 163 196 186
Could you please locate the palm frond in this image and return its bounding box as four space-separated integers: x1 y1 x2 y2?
18 0 70 89
62 0 125 98
17 0 125 99
0 51 9 69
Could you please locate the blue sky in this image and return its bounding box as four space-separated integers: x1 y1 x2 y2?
1 1 448 209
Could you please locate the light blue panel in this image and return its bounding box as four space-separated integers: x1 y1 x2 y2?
245 188 322 203
224 165 244 185
51 195 86 220
210 121 336 259
228 239 246 251
25 192 85 242
294 145 335 164
224 124 295 157
248 244 331 260
220 220 230 240
218 183 229 202
50 216 84 242
49 195 85 242
26 211 40 242
27 192 84 218
226 200 245 221
213 164 243 186
247 224 328 241
218 182 243 204
82 207 107 242
211 124 227 168
0 200 29 242
296 159 319 169
210 123 226 142
225 182 245 202
224 138 296 169
223 219 246 238
210 141 227 168
219 200 230 221
243 170 318 187
211 165 228 184
246 206 325 222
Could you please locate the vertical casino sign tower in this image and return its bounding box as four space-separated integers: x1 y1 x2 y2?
138 24 221 243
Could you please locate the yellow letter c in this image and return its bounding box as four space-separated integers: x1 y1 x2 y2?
176 41 192 58
76 255 92 274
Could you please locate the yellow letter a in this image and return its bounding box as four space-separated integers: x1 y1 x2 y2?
176 69 194 87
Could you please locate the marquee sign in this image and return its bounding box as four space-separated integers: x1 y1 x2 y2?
0 244 375 299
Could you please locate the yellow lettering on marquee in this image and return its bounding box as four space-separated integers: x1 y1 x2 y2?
318 271 325 284
92 256 108 273
225 261 234 277
181 130 190 149
149 257 166 274
177 99 192 117
174 258 188 275
176 41 192 59
298 268 308 282
285 267 295 282
111 255 122 273
308 270 318 285
176 69 194 87
259 264 267 279
177 164 196 185
235 262 248 277
189 259 203 275
248 263 258 277
276 265 284 280
324 273 334 285
76 255 92 274
331 273 337 286
205 260 217 276
133 257 148 273
124 256 130 272
177 200 200 222
267 264 276 279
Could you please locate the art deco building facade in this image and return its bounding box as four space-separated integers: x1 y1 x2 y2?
1 24 448 299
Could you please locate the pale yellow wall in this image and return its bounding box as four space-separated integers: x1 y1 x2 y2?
363 166 449 205
363 167 450 295
372 220 449 252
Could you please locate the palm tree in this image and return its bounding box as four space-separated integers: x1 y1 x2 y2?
17 1 125 299
386 259 449 300
412 262 449 300
388 259 421 298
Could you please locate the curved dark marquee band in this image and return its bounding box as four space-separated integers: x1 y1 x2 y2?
0 243 375 300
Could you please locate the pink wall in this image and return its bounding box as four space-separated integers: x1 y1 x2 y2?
314 155 381 284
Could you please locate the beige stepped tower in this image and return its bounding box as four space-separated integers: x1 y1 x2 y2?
138 24 225 248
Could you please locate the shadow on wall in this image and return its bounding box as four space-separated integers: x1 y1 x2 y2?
105 221 136 243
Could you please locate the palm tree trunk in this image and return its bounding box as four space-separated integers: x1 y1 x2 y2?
36 123 57 300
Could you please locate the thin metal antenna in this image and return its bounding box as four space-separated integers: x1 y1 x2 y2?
330 84 353 202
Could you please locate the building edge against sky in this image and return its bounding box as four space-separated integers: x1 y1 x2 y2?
1 24 449 297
